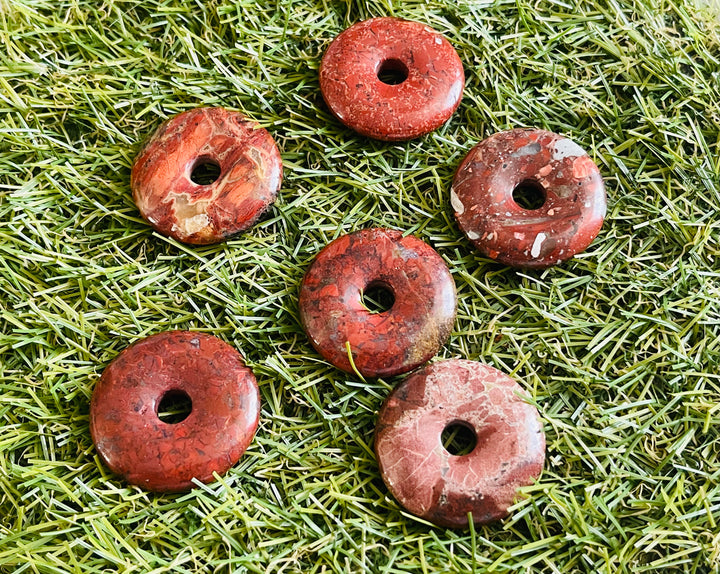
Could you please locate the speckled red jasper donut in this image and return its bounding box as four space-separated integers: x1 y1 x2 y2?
320 18 465 141
90 331 260 492
452 129 606 268
131 107 282 244
375 360 545 528
298 228 456 378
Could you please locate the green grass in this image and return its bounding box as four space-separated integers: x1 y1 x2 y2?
1 0 720 572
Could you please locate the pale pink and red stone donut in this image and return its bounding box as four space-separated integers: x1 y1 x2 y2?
375 360 545 527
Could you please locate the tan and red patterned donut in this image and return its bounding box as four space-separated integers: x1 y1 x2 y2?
298 228 456 378
90 331 260 492
452 129 606 268
375 359 545 528
131 107 282 244
320 18 464 141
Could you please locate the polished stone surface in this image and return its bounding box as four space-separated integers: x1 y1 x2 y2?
131 107 282 244
452 129 606 268
299 228 456 378
320 17 464 141
375 359 545 528
90 331 260 492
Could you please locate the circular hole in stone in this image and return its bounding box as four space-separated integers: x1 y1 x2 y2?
377 58 409 85
441 421 477 456
512 179 547 210
190 158 221 185
157 389 193 424
362 281 395 314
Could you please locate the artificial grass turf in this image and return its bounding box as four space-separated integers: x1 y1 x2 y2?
1 0 719 572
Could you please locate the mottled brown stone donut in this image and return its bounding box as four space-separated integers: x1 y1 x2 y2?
452 129 606 268
298 228 456 378
320 18 465 141
90 331 260 492
375 360 545 528
131 107 282 244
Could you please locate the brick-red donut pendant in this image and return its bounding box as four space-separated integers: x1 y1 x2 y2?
452 129 606 268
320 18 465 141
131 107 282 244
90 331 260 492
299 228 456 378
375 360 545 528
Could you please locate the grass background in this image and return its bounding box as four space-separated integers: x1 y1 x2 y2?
1 0 720 572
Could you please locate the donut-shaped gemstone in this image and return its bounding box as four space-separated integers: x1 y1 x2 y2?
452 129 606 268
298 228 456 378
375 360 545 528
90 331 260 492
131 107 282 244
320 18 465 141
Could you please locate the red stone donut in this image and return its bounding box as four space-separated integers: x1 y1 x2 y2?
131 107 282 244
320 18 465 141
90 331 260 492
298 228 456 378
452 129 606 268
375 360 545 528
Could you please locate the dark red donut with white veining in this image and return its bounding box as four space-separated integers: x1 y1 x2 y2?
131 107 282 244
90 331 260 492
320 18 465 141
298 229 456 378
452 129 606 268
375 359 545 528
